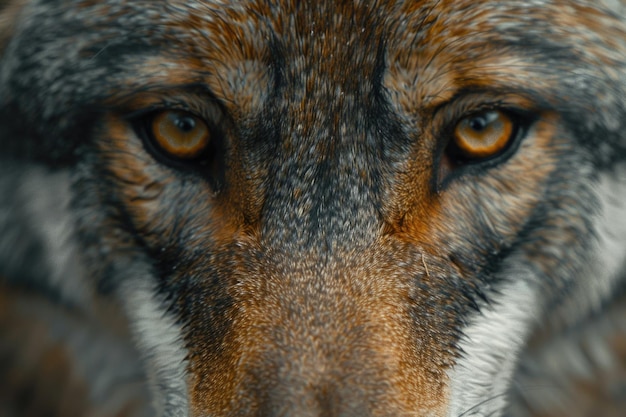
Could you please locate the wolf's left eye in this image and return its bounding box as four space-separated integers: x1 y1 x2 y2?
149 110 211 159
451 110 514 160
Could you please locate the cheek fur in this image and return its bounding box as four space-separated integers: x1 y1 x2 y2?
1 1 626 417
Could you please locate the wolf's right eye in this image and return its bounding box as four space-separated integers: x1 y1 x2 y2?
146 110 211 159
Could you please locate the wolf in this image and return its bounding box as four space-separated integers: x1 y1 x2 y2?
1 0 625 416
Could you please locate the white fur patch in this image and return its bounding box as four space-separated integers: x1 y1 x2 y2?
120 277 190 417
19 168 92 308
446 267 538 417
447 165 626 417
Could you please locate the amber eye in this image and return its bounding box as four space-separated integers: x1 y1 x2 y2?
452 110 514 160
150 110 211 159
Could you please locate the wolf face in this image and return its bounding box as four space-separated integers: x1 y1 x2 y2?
1 1 625 416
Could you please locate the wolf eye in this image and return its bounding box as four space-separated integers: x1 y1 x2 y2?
451 110 514 160
149 110 211 159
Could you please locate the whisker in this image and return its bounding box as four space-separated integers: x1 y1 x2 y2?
458 392 509 417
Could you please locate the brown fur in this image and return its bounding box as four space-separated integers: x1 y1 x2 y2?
1 1 625 416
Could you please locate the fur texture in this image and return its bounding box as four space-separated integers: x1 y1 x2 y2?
1 1 625 416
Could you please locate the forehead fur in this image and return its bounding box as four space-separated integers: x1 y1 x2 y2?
1 1 625 155
1 1 626 416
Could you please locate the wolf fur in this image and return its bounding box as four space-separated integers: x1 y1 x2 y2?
1 1 625 416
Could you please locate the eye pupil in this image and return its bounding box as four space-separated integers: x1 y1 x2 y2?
175 116 196 132
469 117 487 131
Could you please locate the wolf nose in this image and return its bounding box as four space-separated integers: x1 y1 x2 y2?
257 382 370 417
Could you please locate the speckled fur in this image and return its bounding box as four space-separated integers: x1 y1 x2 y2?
0 1 625 416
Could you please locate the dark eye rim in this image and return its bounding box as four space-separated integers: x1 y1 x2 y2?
131 109 220 169
434 107 538 190
127 108 228 193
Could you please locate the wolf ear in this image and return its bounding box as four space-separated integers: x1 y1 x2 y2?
0 0 23 57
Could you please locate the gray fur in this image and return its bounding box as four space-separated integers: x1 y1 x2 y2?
1 1 625 416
